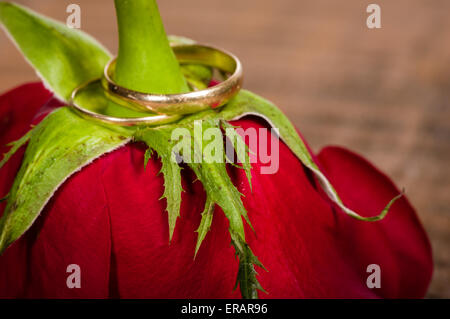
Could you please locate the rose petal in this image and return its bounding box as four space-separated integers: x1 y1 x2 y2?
316 146 433 298
0 83 433 298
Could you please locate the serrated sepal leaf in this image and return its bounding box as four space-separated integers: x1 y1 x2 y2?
135 127 183 242
186 119 253 237
194 197 214 257
135 118 264 296
230 230 266 299
221 121 252 190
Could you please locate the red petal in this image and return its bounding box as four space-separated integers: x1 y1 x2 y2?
0 83 433 298
316 146 433 298
22 157 112 298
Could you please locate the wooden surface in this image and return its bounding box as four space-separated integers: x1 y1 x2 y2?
0 0 449 298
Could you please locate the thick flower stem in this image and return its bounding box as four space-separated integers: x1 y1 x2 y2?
113 0 189 94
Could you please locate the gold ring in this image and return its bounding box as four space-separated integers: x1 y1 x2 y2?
102 44 243 115
70 79 182 126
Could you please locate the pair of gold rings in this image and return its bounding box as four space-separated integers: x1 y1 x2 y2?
70 44 243 126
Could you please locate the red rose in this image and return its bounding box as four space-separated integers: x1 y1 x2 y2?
0 83 433 298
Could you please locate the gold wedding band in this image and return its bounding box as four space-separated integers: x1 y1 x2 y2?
102 44 243 115
70 79 182 126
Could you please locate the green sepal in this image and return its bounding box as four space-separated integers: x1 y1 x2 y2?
184 119 263 298
144 148 153 169
220 90 402 221
0 107 131 254
135 127 183 242
194 197 214 257
231 230 267 299
0 2 111 102
135 117 263 298
186 119 252 239
221 121 252 190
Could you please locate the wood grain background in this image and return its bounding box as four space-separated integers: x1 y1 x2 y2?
1 0 449 298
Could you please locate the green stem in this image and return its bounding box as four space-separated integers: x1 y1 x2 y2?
113 0 189 94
